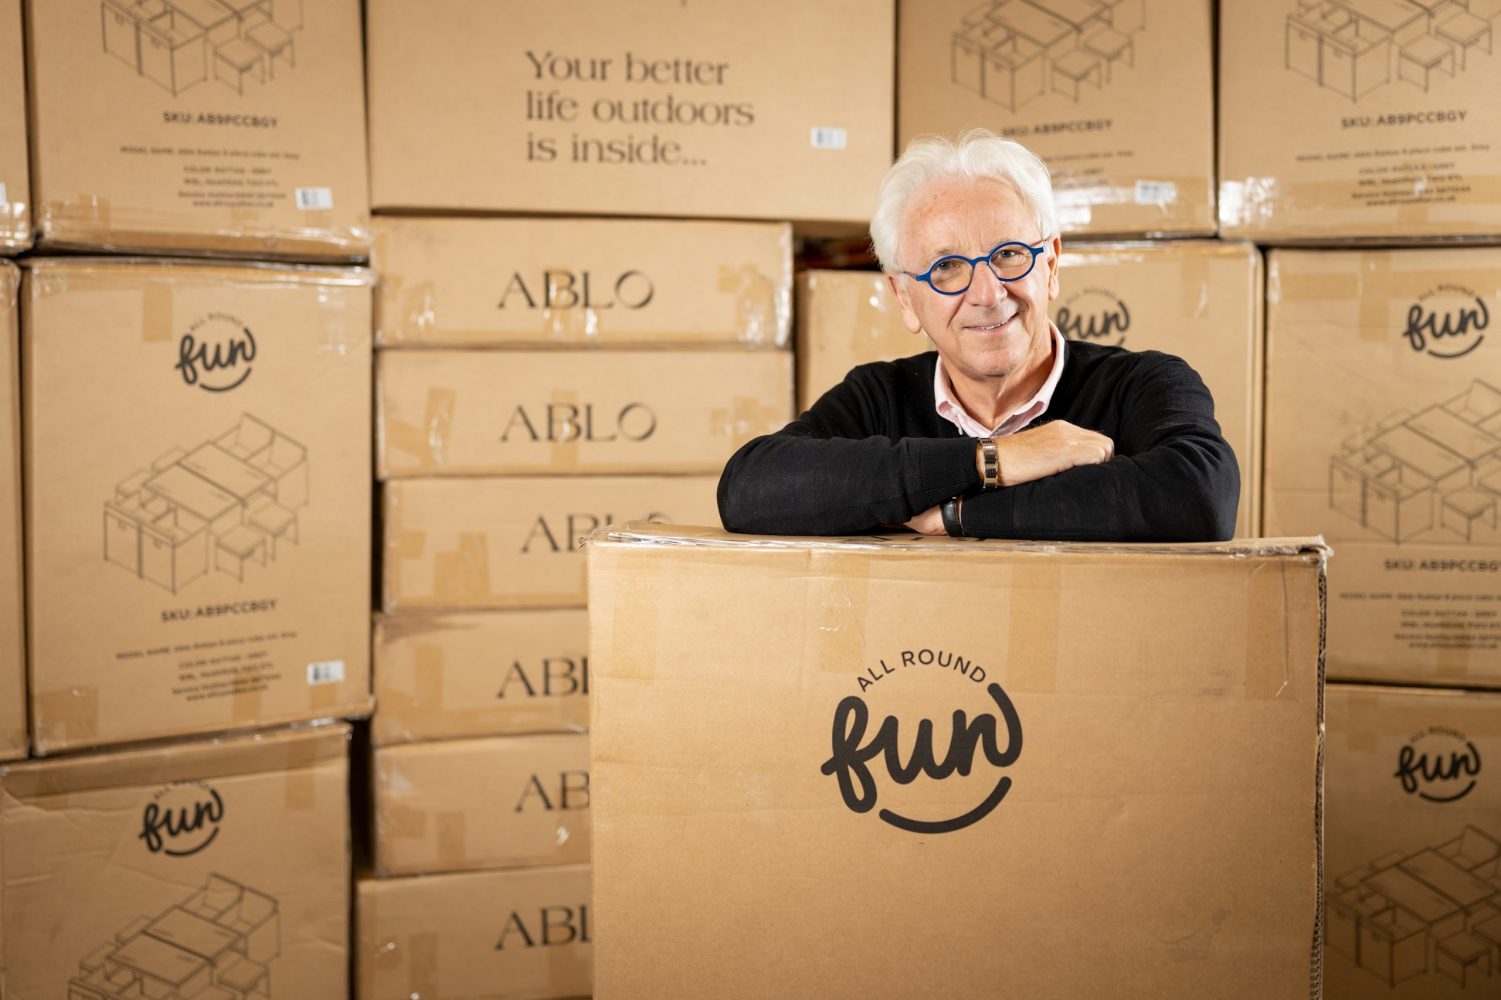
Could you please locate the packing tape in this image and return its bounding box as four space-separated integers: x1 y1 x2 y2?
719 261 778 348
810 551 873 678
1223 174 1501 237
405 932 441 999
1272 259 1395 344
282 729 321 811
142 281 173 343
419 386 457 471
436 810 468 868
604 549 664 682
302 209 336 235
231 675 262 728
383 801 429 839
1003 563 1060 695
433 532 495 606
550 388 582 471
711 395 787 449
42 196 113 239
539 263 594 342
1178 250 1213 321
36 686 100 749
394 279 440 346
228 206 261 228
1436 641 1471 679
1243 561 1296 701
1341 692 1381 752
308 671 342 713
414 643 447 715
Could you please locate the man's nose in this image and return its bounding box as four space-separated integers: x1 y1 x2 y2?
965 260 1009 305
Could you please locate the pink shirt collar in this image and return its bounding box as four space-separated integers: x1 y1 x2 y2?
933 323 1068 438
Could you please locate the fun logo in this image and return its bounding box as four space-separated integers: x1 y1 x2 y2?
1395 726 1481 803
1403 285 1488 360
820 647 1022 834
176 313 257 392
139 781 225 856
1055 287 1130 347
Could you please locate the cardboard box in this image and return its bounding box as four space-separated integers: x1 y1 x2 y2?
25 0 370 257
1053 241 1264 535
382 476 721 612
0 261 21 760
588 524 1326 999
797 242 1264 534
357 864 593 1000
374 217 792 348
0 0 28 254
374 733 590 876
1264 248 1501 686
378 349 792 478
1324 683 1501 998
366 0 892 226
1220 2 1501 242
23 259 374 754
0 722 351 999
898 0 1215 237
373 609 589 746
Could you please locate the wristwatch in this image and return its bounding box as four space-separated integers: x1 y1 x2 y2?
941 496 964 537
978 437 1000 490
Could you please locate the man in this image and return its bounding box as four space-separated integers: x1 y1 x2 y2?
718 130 1238 541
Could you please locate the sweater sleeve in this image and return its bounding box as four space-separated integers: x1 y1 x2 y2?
717 364 978 535
959 354 1240 542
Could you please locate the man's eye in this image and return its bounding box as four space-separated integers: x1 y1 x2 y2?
932 259 964 273
994 249 1027 264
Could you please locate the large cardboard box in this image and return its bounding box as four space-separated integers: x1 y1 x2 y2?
373 609 589 746
374 217 792 348
0 0 28 254
0 262 21 760
1324 684 1501 998
382 476 720 612
366 0 892 226
1220 2 1501 242
378 349 791 477
357 865 593 1000
1264 248 1501 687
23 259 374 754
588 524 1327 999
25 0 369 257
898 0 1215 237
0 723 352 999
797 242 1264 534
374 733 590 877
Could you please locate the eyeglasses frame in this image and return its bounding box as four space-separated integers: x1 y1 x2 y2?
904 240 1050 296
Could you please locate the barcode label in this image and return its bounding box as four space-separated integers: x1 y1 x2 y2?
296 187 334 210
307 660 345 685
810 127 847 150
1135 180 1177 206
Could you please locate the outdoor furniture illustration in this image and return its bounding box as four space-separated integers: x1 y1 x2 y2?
1327 825 1501 989
1286 0 1499 98
68 873 279 1000
1328 379 1501 544
951 0 1144 110
98 0 306 95
103 414 308 592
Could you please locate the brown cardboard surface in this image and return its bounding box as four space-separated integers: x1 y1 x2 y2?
0 0 28 254
374 733 590 877
382 476 721 612
366 0 892 225
373 217 793 348
26 0 369 257
898 0 1215 237
377 349 792 478
796 241 1265 534
1324 684 1501 998
23 258 374 754
1264 248 1501 686
0 262 22 760
357 865 592 1000
373 609 589 746
588 524 1326 999
1220 2 1501 242
0 722 351 1000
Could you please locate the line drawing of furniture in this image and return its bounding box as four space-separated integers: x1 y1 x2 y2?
950 0 1144 110
98 0 306 95
1328 379 1501 544
68 873 280 1000
1326 825 1501 989
103 414 309 592
1285 0 1500 98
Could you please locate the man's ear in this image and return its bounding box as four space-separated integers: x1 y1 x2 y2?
1046 234 1063 302
887 272 924 335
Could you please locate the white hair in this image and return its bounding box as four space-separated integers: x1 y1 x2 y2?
870 129 1057 274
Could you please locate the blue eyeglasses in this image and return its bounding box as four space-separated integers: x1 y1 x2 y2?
905 241 1048 295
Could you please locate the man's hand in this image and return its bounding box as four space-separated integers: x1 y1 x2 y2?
903 505 947 535
991 421 1114 486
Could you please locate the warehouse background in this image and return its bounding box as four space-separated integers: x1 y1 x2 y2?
1 0 1500 997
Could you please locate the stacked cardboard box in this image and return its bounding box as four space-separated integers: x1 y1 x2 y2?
0 0 27 254
365 215 797 998
0 260 21 760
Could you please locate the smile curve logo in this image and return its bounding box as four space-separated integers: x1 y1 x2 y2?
1402 286 1488 360
176 313 257 392
139 782 225 857
820 679 1023 834
1394 729 1481 804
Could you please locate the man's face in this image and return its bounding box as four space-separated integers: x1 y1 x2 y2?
888 175 1061 390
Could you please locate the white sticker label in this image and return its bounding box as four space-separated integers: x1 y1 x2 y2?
810 127 847 150
1135 180 1177 206
296 187 334 210
0 183 7 205
307 660 345 685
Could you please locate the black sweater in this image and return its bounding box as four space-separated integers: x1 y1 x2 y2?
718 342 1239 541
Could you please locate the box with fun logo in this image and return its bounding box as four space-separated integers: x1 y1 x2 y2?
1264 247 1501 687
0 722 351 1000
1323 684 1501 999
587 524 1327 999
21 258 374 754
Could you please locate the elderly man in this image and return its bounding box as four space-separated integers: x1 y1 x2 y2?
718 130 1238 541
